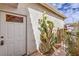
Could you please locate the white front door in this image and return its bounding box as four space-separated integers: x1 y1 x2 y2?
0 11 7 55
0 11 26 56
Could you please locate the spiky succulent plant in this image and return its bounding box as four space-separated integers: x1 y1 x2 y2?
38 12 57 55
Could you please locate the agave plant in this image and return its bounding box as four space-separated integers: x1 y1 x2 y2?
38 12 57 55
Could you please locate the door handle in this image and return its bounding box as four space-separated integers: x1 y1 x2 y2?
0 36 4 39
0 40 4 46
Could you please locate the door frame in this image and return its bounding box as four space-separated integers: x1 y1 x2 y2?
0 10 27 56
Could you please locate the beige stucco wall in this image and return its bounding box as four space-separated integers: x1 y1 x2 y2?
0 3 64 20
20 3 65 20
28 8 65 53
0 3 65 55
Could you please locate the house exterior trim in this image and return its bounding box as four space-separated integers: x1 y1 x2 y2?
40 3 66 19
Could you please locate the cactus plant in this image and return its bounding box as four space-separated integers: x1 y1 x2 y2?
38 12 56 55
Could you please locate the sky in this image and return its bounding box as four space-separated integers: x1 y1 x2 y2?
52 3 79 24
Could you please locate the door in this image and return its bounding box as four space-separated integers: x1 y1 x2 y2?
0 12 7 56
0 11 26 56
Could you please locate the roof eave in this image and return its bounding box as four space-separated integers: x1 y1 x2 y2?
40 3 67 20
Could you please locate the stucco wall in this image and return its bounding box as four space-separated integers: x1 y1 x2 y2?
0 3 65 55
28 8 64 51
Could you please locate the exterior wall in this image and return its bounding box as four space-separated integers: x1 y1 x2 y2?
22 3 64 20
0 3 64 20
0 3 65 55
28 8 64 51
